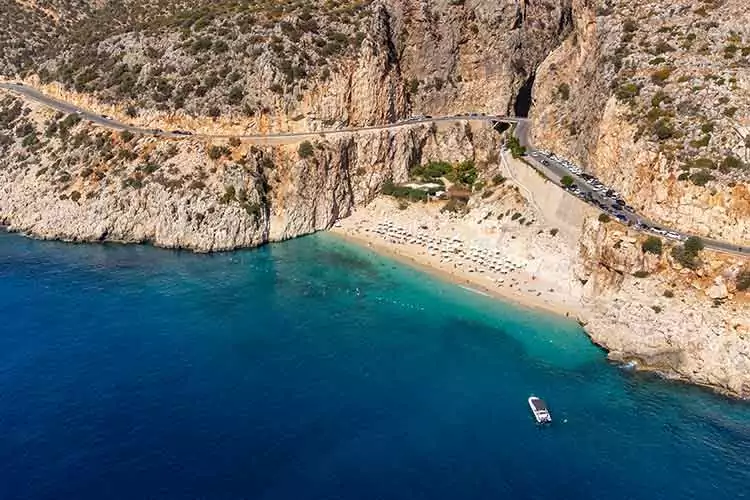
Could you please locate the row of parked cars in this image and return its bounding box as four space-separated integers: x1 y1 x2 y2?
534 151 690 241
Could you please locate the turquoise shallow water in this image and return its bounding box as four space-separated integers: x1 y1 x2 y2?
0 230 749 499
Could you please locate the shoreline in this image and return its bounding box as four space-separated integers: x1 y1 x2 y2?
330 228 584 320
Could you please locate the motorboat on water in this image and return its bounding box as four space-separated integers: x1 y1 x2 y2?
528 396 552 424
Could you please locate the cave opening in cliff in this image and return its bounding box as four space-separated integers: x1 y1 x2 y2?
514 73 535 118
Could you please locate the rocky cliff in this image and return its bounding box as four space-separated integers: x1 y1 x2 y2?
532 0 750 245
0 90 498 251
577 216 750 397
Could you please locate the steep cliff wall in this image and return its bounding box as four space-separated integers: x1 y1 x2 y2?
576 217 750 397
532 0 750 245
0 90 499 251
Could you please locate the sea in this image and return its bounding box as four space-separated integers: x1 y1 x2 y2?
0 230 748 500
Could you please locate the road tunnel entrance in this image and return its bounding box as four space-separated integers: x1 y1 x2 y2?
513 73 535 118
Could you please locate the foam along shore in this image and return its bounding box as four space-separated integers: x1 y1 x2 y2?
330 197 585 318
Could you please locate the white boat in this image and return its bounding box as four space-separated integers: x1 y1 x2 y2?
528 396 552 424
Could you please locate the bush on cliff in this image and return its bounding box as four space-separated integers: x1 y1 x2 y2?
412 161 452 181
298 141 314 159
506 135 526 158
735 269 750 291
642 236 663 255
671 236 704 269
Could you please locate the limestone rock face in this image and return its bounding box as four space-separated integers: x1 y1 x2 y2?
576 215 750 398
0 91 497 252
532 0 750 246
707 277 729 300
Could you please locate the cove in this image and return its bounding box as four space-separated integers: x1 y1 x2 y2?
0 231 748 500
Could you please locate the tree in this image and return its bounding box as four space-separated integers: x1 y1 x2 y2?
671 236 704 270
557 82 570 101
560 175 574 187
737 269 750 291
208 145 229 160
642 236 663 255
506 135 526 158
298 141 314 159
119 130 134 142
227 86 244 105
684 236 704 254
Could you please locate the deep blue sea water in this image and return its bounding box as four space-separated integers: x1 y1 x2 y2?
1 231 749 500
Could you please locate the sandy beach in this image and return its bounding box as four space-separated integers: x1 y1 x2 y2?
331 197 585 318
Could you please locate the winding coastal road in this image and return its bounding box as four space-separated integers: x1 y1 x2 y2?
1 82 747 256
0 82 522 141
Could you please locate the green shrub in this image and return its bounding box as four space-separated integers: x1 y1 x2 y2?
689 170 715 186
633 270 650 278
492 174 506 185
737 269 750 291
720 155 744 172
412 161 452 181
652 118 675 140
298 141 314 159
663 289 674 298
208 145 229 160
221 185 236 204
381 181 429 201
650 67 673 85
598 213 611 223
671 236 704 269
642 236 663 255
653 40 675 55
445 160 477 186
689 135 710 148
557 83 570 101
684 236 704 254
615 82 640 101
120 130 134 142
561 175 574 187
506 135 526 158
227 86 245 104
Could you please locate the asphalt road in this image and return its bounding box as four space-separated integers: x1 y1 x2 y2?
0 82 521 141
520 150 750 256
1 82 746 256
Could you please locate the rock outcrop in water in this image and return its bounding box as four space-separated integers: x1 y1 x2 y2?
577 217 750 397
